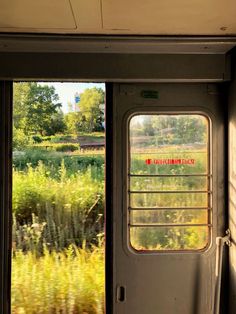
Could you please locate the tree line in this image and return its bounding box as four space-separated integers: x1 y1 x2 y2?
13 82 105 149
130 115 207 145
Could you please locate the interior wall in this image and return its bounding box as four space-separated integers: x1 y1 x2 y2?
0 35 232 82
0 52 230 82
228 50 236 313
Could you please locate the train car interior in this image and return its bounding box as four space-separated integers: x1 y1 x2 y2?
1 1 236 313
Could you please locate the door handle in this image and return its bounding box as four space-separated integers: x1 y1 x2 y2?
116 285 126 302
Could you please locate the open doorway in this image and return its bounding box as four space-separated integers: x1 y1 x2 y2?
11 82 105 313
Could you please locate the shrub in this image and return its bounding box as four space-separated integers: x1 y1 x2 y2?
13 126 30 150
13 149 105 178
55 144 79 152
41 136 51 142
12 162 104 249
49 135 75 143
32 135 43 143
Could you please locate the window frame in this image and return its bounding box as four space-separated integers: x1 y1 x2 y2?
0 81 13 313
125 109 213 254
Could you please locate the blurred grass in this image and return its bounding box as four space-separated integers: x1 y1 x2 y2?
12 158 105 313
12 244 105 314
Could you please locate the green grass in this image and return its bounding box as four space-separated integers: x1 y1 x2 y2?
77 134 105 144
37 132 104 143
12 162 104 251
13 149 105 176
12 245 105 314
31 132 105 146
12 149 105 313
32 143 80 152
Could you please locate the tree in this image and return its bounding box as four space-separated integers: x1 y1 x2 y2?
24 83 63 136
13 82 31 131
12 125 30 150
64 112 83 134
142 116 155 136
44 109 66 136
13 82 65 149
13 83 32 149
78 87 105 132
175 116 206 144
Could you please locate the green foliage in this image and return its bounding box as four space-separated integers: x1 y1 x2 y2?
46 109 66 136
65 88 105 133
12 162 104 249
129 146 208 250
13 83 106 151
13 82 30 130
13 125 30 150
55 144 79 152
32 135 43 143
13 82 66 147
12 245 104 314
64 111 84 134
13 149 105 177
77 133 105 144
49 134 75 143
41 136 52 142
131 115 207 145
24 82 63 136
12 84 107 313
80 87 105 132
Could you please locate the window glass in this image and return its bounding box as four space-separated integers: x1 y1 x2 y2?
130 209 208 225
128 114 211 251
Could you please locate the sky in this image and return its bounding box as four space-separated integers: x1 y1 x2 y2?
40 82 105 113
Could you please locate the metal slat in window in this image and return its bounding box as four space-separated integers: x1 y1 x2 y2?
128 113 212 252
129 174 211 177
129 223 212 227
128 207 211 210
129 190 212 193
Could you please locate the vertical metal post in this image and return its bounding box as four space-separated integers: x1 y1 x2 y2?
105 83 114 314
0 81 13 314
214 229 231 314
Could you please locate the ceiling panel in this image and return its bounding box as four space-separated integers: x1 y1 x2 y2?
0 0 236 35
102 0 236 35
70 0 102 30
0 0 76 30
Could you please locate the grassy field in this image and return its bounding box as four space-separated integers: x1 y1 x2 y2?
12 132 106 313
12 161 104 250
12 245 104 314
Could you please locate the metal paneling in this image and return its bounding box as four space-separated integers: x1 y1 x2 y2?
112 83 226 314
0 52 230 82
228 54 236 313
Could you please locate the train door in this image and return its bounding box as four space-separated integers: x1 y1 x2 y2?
110 83 226 314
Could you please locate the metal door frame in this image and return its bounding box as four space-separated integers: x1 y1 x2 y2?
111 82 228 314
0 81 13 313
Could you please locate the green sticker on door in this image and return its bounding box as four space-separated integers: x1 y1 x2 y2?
141 90 159 99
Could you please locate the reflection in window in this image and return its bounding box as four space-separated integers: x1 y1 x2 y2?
128 114 211 251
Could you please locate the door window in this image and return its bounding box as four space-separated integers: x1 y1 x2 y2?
128 114 211 251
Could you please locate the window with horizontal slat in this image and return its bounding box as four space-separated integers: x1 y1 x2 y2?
128 114 211 251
